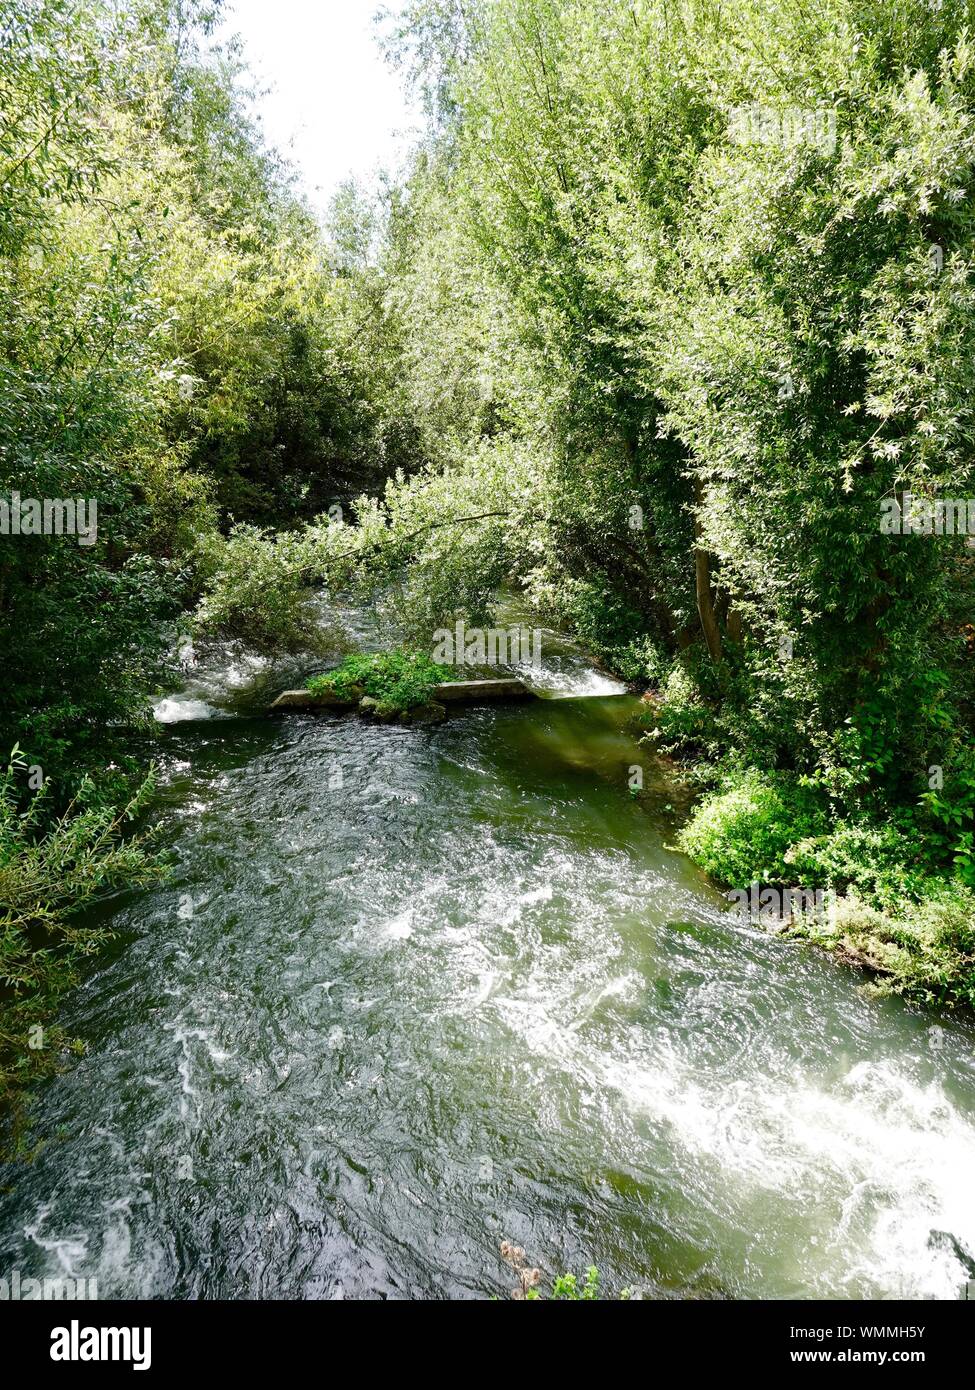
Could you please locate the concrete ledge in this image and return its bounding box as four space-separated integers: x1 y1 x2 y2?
433 678 535 703
268 689 358 712
269 678 535 714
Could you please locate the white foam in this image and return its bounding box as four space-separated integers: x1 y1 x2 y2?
382 911 414 941
24 1214 89 1276
153 696 221 724
520 664 627 699
607 1051 975 1299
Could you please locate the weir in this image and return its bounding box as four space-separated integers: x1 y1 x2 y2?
268 677 537 712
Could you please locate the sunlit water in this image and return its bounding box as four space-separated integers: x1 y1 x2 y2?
2 609 975 1300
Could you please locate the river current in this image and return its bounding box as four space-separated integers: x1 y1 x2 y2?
2 608 974 1300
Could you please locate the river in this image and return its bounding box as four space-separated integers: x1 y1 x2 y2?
2 606 975 1300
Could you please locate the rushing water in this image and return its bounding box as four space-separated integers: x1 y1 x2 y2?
3 608 975 1301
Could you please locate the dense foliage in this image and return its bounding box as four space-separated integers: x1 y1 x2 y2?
0 748 162 1126
0 0 419 776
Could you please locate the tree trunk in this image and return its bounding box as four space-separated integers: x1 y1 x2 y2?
694 482 722 662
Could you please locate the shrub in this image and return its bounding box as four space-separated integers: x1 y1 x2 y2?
677 767 975 1008
194 526 323 654
307 649 442 712
676 769 827 886
919 741 975 888
786 819 932 911
0 749 165 1136
600 635 668 687
643 660 721 753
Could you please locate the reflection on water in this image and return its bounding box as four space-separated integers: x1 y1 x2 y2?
4 611 975 1300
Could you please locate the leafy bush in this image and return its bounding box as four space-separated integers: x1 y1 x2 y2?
677 769 827 887
678 766 975 1008
643 661 721 754
0 750 164 1136
786 819 932 911
308 649 443 712
601 634 669 688
194 526 324 654
918 741 975 887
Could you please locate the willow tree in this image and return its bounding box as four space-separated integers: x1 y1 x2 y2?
375 0 975 811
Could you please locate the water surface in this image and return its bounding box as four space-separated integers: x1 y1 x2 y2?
2 617 974 1300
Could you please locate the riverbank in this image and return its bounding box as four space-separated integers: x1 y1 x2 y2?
625 691 975 1013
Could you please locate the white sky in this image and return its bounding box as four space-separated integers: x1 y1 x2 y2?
218 0 420 215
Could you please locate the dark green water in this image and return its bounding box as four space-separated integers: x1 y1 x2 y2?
2 616 975 1300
